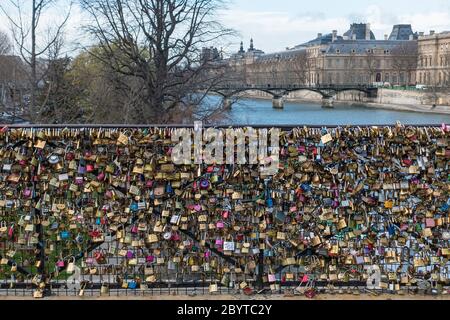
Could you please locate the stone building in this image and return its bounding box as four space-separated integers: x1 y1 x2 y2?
227 23 419 87
416 31 450 86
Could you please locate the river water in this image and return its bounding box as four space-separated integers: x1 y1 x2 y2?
207 96 450 126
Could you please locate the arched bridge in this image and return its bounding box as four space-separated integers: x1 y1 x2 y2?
208 84 379 109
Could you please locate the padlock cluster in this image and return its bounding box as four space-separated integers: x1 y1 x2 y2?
0 125 449 294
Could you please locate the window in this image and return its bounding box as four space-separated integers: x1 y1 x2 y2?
336 49 340 54
352 49 356 53
399 72 405 84
385 73 390 83
392 73 398 84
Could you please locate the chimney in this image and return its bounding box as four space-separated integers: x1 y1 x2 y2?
352 34 357 40
365 23 371 40
384 34 388 40
419 32 424 37
317 33 322 38
430 30 435 35
409 34 414 40
332 30 338 42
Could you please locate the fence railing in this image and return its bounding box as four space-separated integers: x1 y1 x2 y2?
0 124 449 297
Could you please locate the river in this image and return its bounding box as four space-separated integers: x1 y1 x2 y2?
205 96 450 126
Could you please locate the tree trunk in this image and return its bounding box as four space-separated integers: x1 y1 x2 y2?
31 0 37 123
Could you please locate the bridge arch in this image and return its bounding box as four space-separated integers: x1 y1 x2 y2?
210 88 286 99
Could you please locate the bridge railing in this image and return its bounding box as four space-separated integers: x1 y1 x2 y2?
0 124 449 297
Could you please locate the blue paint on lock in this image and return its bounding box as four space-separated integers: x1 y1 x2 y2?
130 203 138 212
76 234 84 243
128 281 137 289
266 198 273 208
301 184 312 192
166 184 173 194
264 249 273 257
441 203 449 212
96 218 101 225
388 225 395 236
60 231 70 240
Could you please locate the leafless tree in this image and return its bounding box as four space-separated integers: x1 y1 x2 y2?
0 0 72 122
0 30 12 55
364 49 377 84
291 50 311 85
79 0 235 124
391 41 418 86
343 52 357 84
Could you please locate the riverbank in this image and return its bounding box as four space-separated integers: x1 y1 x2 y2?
237 89 450 115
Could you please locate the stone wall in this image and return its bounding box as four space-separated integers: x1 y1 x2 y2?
241 89 450 112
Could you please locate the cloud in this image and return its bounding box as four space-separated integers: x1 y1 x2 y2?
219 10 349 52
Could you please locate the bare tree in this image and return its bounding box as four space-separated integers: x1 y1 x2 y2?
291 50 311 85
391 41 418 86
364 49 377 85
79 0 235 124
343 51 357 84
0 0 72 122
0 30 12 55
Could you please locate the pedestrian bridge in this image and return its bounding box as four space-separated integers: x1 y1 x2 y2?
208 84 379 109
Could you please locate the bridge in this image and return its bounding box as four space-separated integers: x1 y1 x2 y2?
208 84 379 109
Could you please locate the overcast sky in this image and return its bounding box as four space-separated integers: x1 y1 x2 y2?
1 0 450 56
221 0 450 53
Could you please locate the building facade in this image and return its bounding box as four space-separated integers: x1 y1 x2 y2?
226 23 420 87
417 31 450 86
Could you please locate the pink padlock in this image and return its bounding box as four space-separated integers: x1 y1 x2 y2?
222 211 229 219
215 238 223 246
97 172 105 181
216 221 224 229
86 164 94 172
23 189 32 197
146 255 155 263
131 225 138 233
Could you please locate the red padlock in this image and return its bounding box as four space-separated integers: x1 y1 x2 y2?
65 152 75 161
86 164 95 172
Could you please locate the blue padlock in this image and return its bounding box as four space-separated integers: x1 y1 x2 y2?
388 224 395 236
60 231 70 240
264 249 273 257
130 202 138 212
301 183 312 192
128 281 137 289
266 198 273 208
